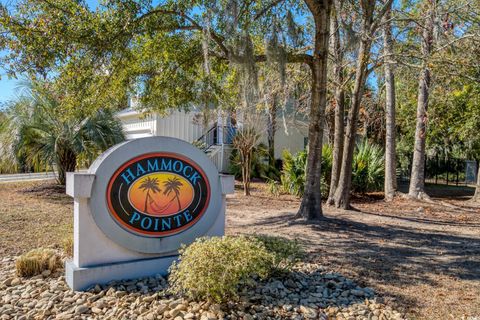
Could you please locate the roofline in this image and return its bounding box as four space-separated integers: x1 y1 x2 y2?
116 109 144 118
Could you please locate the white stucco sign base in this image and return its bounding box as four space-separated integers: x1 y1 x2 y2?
65 137 234 291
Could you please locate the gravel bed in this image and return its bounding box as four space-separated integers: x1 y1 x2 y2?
0 256 404 320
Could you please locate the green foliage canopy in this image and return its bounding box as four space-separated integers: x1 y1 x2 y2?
0 0 313 117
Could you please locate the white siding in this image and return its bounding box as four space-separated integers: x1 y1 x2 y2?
273 126 307 159
255 119 308 159
154 110 203 143
118 109 310 160
118 110 204 143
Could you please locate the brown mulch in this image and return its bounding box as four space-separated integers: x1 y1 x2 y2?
0 180 479 319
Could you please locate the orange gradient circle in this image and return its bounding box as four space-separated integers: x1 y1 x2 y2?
128 172 194 216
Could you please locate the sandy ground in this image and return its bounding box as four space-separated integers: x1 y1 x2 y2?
1 181 479 319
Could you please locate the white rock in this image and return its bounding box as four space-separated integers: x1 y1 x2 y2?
41 270 52 277
75 305 89 314
299 305 317 319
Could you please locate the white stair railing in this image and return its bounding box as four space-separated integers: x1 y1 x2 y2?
207 145 233 173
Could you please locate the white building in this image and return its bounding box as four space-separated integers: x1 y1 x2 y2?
116 107 309 173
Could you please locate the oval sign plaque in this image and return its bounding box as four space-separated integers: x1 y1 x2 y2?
106 153 210 237
87 137 222 254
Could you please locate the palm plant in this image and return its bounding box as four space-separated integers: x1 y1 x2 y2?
0 83 125 185
352 140 385 193
163 177 183 211
279 142 384 197
280 145 332 198
280 149 307 197
139 177 161 213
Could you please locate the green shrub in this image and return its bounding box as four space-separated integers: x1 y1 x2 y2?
16 248 62 277
229 143 280 181
253 235 304 272
280 149 307 196
169 236 274 302
280 144 332 197
0 158 18 174
352 140 385 193
279 141 384 197
320 144 333 196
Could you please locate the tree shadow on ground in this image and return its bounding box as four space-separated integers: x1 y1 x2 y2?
19 182 71 205
237 210 480 311
355 209 480 228
397 181 475 199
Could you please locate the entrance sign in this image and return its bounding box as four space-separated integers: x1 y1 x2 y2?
106 153 210 237
65 137 234 290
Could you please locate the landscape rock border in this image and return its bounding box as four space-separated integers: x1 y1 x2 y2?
0 257 405 320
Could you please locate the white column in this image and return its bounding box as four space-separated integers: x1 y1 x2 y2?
217 110 224 145
66 173 95 267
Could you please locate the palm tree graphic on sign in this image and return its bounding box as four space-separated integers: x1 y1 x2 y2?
163 177 183 211
138 177 161 213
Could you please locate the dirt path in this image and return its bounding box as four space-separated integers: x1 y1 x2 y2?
226 184 480 319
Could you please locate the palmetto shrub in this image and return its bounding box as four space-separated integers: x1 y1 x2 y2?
267 178 282 197
0 83 125 184
319 144 333 196
279 141 384 197
280 148 307 197
169 236 274 302
280 144 333 197
351 140 385 193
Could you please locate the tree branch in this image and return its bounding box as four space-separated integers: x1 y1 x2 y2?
253 53 313 67
253 0 286 21
433 34 477 53
135 8 230 57
370 0 394 34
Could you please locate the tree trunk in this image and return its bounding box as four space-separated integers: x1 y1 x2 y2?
473 163 480 202
382 2 397 201
408 1 435 199
57 147 77 186
243 152 251 196
267 93 278 167
202 108 210 133
175 192 182 211
144 190 150 212
239 149 252 196
327 2 345 205
296 0 332 220
334 35 372 209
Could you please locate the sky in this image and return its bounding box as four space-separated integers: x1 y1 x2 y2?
0 0 100 105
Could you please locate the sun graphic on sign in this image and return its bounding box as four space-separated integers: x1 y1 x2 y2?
128 173 194 216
